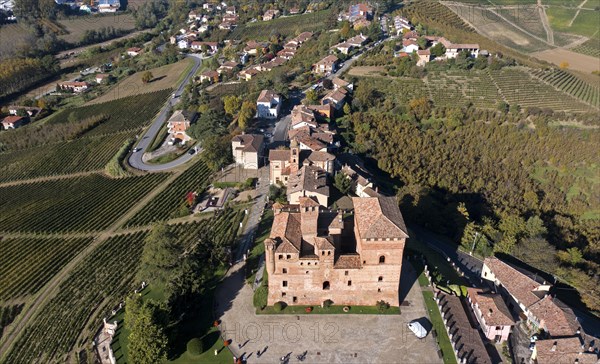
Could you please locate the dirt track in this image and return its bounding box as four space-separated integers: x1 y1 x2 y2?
531 48 600 73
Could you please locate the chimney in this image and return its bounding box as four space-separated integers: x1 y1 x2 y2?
551 341 557 352
488 308 493 317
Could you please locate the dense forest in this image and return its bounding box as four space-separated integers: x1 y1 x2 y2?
340 84 600 312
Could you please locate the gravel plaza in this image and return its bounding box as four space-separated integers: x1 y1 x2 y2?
215 261 443 364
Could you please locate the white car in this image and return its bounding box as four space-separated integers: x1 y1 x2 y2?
407 320 428 339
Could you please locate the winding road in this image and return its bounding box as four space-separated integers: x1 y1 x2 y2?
128 53 204 171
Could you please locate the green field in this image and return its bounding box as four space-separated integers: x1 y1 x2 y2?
0 173 168 233
229 9 332 40
57 13 136 44
0 236 93 301
547 7 600 38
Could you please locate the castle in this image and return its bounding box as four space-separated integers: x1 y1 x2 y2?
264 195 408 306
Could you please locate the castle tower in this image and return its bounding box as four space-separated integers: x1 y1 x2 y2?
264 238 276 276
289 139 300 175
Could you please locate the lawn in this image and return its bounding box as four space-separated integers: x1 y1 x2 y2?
58 13 136 44
422 290 458 364
88 58 192 104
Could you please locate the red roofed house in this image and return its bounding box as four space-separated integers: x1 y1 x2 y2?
95 74 110 84
482 257 581 337
126 47 142 57
1 115 26 129
313 55 339 74
256 90 281 119
190 41 219 54
439 37 479 58
199 70 219 84
167 110 197 144
263 194 408 306
321 89 346 110
59 81 90 93
532 336 599 364
231 133 264 169
467 287 516 343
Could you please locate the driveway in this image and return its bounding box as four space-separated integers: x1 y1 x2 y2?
128 54 204 172
215 258 442 363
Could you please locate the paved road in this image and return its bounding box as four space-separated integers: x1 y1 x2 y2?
128 54 203 172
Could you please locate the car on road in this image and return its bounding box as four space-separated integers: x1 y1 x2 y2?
264 133 273 138
133 148 142 153
188 149 196 155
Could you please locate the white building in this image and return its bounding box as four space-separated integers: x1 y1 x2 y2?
256 90 281 119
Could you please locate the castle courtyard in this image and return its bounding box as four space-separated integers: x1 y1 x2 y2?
215 260 443 364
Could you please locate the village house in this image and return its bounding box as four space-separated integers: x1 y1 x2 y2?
466 287 516 343
1 115 26 129
332 42 354 55
167 110 197 144
321 89 346 110
348 3 373 22
199 70 219 84
263 9 280 21
402 39 419 53
293 31 313 44
289 7 300 14
202 3 213 10
256 90 281 119
481 257 581 338
238 67 261 81
277 48 296 60
347 34 369 47
58 81 90 93
231 133 264 169
332 77 352 92
291 105 319 129
532 336 599 363
439 37 480 58
340 163 377 198
8 106 41 118
126 47 142 57
394 16 412 35
244 40 269 55
353 18 371 30
268 141 335 186
287 165 330 206
264 194 409 306
188 10 199 21
417 49 431 66
217 61 239 74
313 55 339 74
190 41 219 54
95 74 110 84
225 5 235 14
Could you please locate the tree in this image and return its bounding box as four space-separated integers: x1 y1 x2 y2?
340 21 351 39
496 101 509 113
142 71 154 84
137 223 180 289
200 135 233 171
125 296 169 364
417 37 428 50
343 103 352 115
334 172 352 194
187 338 203 356
525 215 547 237
408 97 432 121
557 247 584 266
222 95 242 116
430 43 446 57
237 101 255 131
304 89 319 104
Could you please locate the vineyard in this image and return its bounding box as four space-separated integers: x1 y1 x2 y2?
0 90 171 183
488 67 594 112
572 36 600 58
2 210 246 364
229 9 332 40
0 237 93 301
126 160 213 227
0 173 168 233
45 89 171 137
1 231 148 364
426 70 502 109
529 69 600 109
355 76 428 107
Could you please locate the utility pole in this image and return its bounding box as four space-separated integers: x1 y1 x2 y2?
470 231 479 255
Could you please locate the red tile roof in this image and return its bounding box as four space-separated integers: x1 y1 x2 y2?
352 196 408 240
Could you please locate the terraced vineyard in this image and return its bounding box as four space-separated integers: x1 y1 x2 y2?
0 237 93 301
2 231 148 364
488 67 594 112
2 210 245 363
45 89 171 137
427 70 502 109
529 69 600 109
0 133 130 183
126 160 213 227
0 173 168 233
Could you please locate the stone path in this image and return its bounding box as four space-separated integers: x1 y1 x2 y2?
215 259 442 363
